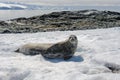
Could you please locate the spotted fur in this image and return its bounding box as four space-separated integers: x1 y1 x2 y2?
15 35 78 60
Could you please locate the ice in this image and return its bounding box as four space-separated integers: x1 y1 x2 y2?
0 27 120 80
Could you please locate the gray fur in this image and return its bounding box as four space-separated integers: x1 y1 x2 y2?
16 35 78 60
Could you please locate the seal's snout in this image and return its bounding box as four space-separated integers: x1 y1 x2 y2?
69 35 77 42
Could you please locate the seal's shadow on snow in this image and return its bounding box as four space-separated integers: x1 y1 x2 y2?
44 56 84 63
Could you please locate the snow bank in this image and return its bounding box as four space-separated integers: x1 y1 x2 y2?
0 2 27 9
0 27 120 80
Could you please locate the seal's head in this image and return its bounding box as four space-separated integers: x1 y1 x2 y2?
68 35 78 46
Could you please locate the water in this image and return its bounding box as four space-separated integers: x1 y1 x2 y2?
0 6 120 21
0 10 59 20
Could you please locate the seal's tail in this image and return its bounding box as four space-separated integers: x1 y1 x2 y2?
15 48 19 52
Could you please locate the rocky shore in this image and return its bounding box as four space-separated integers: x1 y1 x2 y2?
0 9 120 33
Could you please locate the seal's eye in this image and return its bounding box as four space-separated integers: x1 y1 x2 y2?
74 36 77 39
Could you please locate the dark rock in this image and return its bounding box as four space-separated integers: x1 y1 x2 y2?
1 9 120 33
0 21 8 26
105 63 120 73
2 29 11 33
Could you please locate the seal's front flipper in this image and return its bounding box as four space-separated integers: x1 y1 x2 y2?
64 56 72 60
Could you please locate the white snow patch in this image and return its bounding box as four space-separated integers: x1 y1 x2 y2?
0 3 11 8
83 10 99 15
0 2 27 9
0 27 120 80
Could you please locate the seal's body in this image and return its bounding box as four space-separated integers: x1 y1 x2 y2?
16 35 78 60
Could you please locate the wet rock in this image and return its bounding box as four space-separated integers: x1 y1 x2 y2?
104 63 120 73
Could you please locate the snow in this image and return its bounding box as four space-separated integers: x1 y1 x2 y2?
0 27 120 80
83 10 99 15
9 4 27 9
0 3 11 8
0 2 27 9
